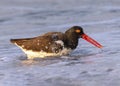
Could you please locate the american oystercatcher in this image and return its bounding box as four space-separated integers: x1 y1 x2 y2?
10 26 103 59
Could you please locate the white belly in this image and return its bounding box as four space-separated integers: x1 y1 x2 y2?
15 40 72 59
22 48 72 59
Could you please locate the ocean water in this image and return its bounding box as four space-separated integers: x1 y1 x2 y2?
0 0 120 86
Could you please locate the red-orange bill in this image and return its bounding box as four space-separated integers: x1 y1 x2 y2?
81 34 103 48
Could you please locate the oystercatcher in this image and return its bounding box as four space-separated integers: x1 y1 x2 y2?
10 26 103 59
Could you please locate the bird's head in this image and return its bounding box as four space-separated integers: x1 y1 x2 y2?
65 26 103 48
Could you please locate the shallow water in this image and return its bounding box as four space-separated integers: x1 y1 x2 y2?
0 0 120 86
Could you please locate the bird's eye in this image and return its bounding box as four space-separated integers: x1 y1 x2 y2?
75 29 81 33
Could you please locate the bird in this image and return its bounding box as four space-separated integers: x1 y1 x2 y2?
10 26 103 59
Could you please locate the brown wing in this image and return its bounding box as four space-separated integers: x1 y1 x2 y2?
11 32 67 53
42 32 65 41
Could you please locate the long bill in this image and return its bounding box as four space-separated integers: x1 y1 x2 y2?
81 34 103 48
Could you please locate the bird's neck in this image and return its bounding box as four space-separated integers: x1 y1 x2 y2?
65 34 79 49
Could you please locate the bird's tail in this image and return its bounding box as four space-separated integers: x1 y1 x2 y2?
10 39 18 43
10 38 32 46
10 39 23 46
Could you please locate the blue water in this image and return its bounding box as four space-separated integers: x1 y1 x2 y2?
0 0 120 86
